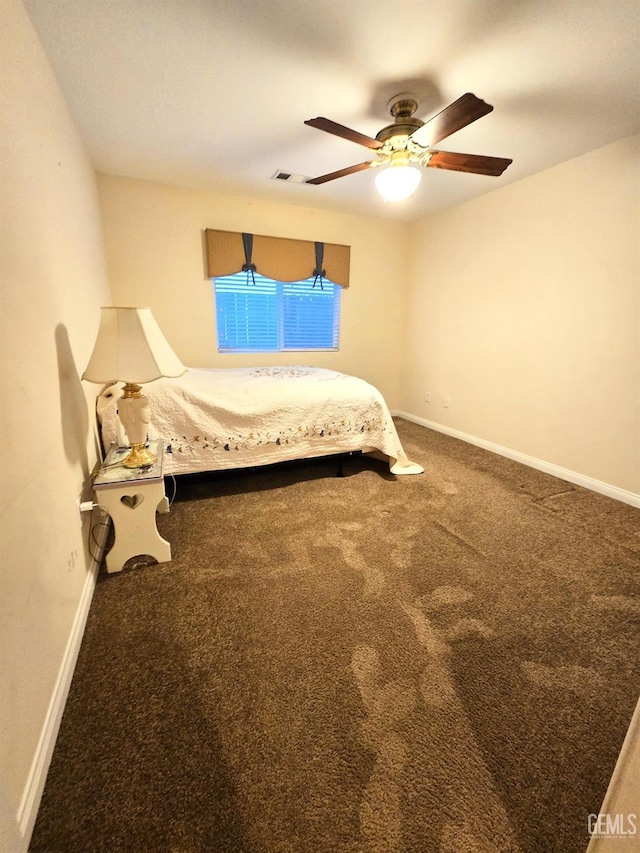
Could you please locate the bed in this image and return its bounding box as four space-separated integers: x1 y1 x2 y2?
96 366 423 477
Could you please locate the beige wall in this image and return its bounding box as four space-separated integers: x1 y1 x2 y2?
401 135 640 494
0 0 111 842
97 175 410 407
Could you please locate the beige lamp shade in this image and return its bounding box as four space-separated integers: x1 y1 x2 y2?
82 307 186 384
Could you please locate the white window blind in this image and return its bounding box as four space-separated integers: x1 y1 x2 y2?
213 272 340 353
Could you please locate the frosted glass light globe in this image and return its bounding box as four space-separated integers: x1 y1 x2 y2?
375 165 422 201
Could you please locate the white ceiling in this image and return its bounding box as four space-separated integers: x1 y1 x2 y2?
24 0 640 222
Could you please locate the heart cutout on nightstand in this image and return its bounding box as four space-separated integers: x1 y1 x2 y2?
120 494 144 509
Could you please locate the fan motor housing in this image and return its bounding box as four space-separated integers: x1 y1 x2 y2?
376 96 424 143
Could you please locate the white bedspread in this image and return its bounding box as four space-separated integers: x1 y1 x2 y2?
97 366 423 476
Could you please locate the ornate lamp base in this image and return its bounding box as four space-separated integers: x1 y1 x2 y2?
121 441 157 469
118 382 156 468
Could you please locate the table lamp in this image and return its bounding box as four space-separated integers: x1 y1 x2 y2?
83 306 186 468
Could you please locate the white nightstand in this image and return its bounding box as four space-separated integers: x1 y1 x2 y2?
93 440 171 573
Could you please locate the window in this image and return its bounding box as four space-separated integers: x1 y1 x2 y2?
213 272 341 353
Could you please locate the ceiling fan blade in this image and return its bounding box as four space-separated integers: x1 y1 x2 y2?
411 93 494 148
306 161 375 184
305 117 384 150
427 150 513 176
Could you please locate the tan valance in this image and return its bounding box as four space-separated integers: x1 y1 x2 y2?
205 229 350 288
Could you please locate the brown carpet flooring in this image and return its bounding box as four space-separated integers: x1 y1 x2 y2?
30 419 640 853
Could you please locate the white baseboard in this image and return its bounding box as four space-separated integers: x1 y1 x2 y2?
16 514 110 849
587 695 640 852
394 411 640 509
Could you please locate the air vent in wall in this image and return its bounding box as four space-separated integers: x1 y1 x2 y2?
271 170 311 184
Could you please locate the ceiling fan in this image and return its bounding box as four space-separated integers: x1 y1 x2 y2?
303 93 512 200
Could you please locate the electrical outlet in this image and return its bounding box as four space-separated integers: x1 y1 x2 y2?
76 496 95 526
444 395 451 408
424 391 431 403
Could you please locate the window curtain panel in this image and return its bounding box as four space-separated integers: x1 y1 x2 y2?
205 229 351 288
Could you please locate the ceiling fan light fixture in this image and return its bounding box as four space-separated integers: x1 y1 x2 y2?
304 93 512 190
375 163 422 201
